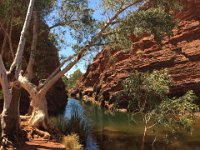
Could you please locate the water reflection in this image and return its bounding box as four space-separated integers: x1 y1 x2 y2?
64 98 99 150
62 98 200 150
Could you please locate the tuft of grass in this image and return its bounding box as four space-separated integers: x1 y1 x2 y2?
50 110 89 147
62 134 83 150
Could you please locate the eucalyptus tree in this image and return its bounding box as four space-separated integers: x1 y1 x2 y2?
0 0 35 148
120 70 199 150
0 0 55 148
0 0 183 148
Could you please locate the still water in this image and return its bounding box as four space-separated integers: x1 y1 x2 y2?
62 98 200 150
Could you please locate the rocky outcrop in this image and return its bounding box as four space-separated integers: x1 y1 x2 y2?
76 1 200 106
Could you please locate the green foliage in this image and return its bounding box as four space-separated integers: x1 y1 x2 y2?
0 0 27 25
60 0 94 26
150 90 199 132
55 0 95 52
102 0 142 12
63 69 82 90
122 69 171 111
50 116 69 134
130 7 175 42
110 7 176 47
119 69 199 144
152 0 183 11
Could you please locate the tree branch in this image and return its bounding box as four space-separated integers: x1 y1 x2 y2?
39 1 139 95
9 0 35 78
18 71 37 97
1 30 8 57
38 20 78 36
0 56 12 109
0 9 15 60
8 8 15 60
38 53 77 90
26 11 38 80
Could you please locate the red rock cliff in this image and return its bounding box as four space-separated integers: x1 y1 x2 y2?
77 0 200 106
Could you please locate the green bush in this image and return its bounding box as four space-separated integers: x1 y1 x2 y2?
117 69 199 149
63 69 82 90
122 69 171 112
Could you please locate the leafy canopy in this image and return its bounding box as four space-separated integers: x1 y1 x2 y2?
63 69 82 90
119 70 199 138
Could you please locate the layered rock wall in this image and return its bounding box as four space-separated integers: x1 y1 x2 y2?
76 0 200 106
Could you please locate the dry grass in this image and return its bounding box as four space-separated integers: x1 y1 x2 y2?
62 134 83 150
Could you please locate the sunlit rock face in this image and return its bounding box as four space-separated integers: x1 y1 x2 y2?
76 0 200 107
176 0 200 20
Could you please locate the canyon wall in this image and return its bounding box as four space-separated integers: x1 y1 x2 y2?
76 0 200 106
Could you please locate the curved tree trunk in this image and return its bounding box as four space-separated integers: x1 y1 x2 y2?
0 56 24 148
18 73 49 131
29 94 49 130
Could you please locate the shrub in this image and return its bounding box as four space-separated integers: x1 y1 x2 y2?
118 69 199 150
122 69 171 112
62 134 83 150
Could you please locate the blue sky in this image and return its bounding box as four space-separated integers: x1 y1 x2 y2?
45 0 137 76
46 0 103 77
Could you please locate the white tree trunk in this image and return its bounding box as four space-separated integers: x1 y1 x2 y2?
26 11 38 80
0 56 23 147
9 0 35 77
29 94 49 130
19 73 49 130
0 56 12 111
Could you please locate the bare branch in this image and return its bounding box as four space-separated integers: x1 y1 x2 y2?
38 20 78 36
8 8 15 60
38 53 77 90
18 71 37 97
0 56 12 109
26 11 38 80
1 31 8 57
9 0 35 78
147 123 157 129
0 9 15 60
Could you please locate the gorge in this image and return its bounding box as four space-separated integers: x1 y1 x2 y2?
75 0 200 108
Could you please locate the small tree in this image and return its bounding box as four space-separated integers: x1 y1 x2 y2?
120 70 199 150
66 69 82 90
